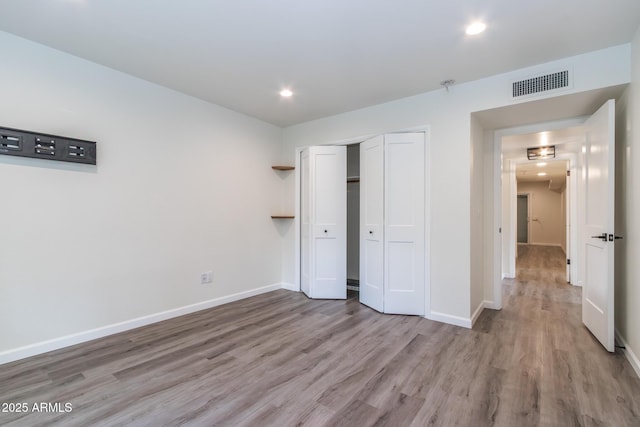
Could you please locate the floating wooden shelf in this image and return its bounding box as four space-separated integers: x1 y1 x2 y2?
272 166 294 219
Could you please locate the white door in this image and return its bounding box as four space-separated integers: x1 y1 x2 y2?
359 133 425 315
359 135 384 312
582 99 615 352
384 133 425 315
565 167 571 283
300 146 347 299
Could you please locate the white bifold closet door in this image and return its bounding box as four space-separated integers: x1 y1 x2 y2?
300 146 347 299
360 133 425 315
359 136 385 311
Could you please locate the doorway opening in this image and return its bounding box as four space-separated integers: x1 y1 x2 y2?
514 159 570 283
485 96 619 352
502 131 577 287
346 143 360 298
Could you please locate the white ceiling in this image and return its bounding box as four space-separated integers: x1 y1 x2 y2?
502 126 581 186
516 160 568 185
0 1 638 127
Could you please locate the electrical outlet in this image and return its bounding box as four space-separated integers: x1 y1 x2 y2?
200 271 213 284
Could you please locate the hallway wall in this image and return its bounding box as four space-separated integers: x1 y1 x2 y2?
615 25 640 377
517 181 566 249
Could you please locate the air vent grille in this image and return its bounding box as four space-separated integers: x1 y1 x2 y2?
512 70 569 98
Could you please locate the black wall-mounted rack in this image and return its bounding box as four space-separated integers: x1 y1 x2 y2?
0 126 96 165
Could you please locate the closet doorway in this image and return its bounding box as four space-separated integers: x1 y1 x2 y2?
346 144 360 294
297 131 429 316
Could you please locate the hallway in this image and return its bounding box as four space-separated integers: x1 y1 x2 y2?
508 244 574 299
494 244 638 425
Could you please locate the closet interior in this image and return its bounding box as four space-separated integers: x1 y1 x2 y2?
346 143 360 294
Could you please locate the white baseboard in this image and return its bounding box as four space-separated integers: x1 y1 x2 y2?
519 242 563 247
483 300 501 310
281 282 299 292
471 302 484 326
615 330 640 379
427 311 472 329
0 283 282 366
470 301 488 326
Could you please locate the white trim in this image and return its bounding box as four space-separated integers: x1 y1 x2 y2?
0 283 282 365
294 147 302 292
483 300 501 310
491 135 503 308
423 128 432 317
616 331 640 379
427 311 472 329
281 282 299 292
471 302 485 326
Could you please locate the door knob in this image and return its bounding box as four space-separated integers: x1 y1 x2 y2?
369 230 373 234
324 229 328 233
591 233 607 241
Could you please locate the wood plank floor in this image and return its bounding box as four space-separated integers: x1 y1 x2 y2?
1 245 639 426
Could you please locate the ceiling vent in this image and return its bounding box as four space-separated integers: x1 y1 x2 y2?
512 69 571 99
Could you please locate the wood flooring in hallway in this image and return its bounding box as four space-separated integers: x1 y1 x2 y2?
1 244 639 426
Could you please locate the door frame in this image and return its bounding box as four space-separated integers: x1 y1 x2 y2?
293 125 431 316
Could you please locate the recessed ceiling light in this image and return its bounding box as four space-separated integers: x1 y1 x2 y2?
280 89 293 98
466 22 486 36
536 162 547 167
537 172 547 176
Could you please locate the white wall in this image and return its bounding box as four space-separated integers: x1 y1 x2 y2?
615 25 640 376
281 44 631 325
517 181 565 247
0 32 283 360
470 115 485 322
483 129 501 308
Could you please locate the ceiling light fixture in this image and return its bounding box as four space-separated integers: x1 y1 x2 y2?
537 172 547 176
466 22 486 36
536 162 547 167
527 145 556 160
280 89 293 98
